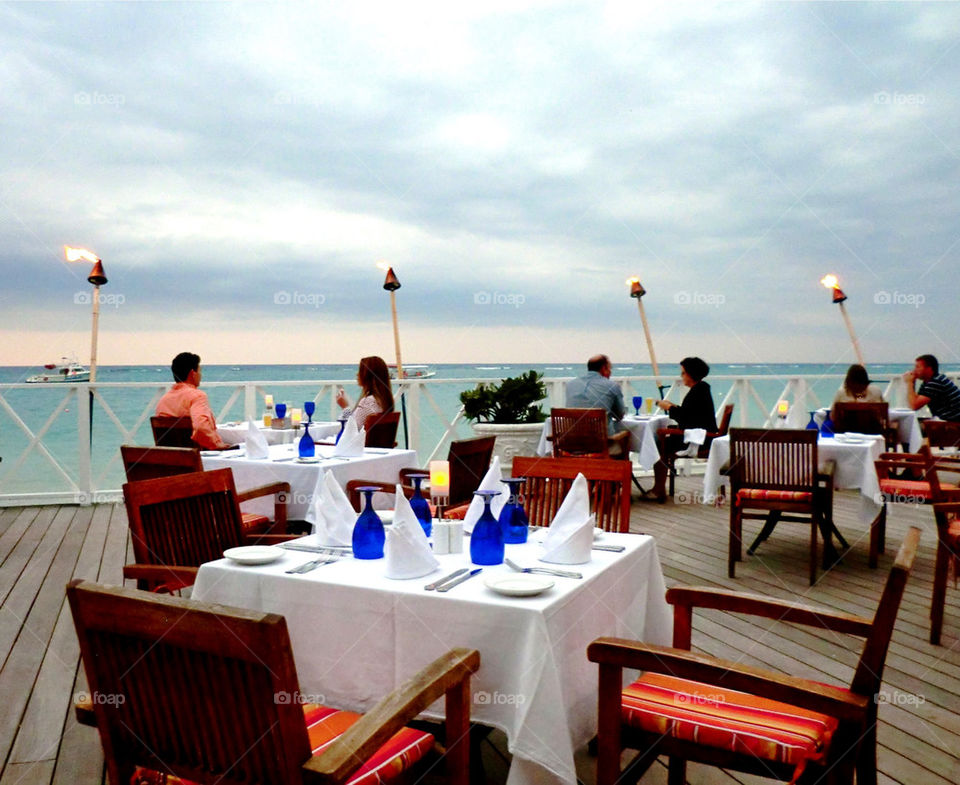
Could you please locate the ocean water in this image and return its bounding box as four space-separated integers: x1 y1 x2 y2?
0 361 949 498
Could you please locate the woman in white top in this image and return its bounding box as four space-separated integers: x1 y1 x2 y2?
831 364 884 419
335 355 394 429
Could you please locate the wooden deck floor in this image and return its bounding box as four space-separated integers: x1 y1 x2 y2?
1 477 959 784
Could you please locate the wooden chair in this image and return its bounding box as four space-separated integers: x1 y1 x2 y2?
150 415 196 448
658 404 733 498
120 444 290 536
67 579 480 785
922 419 960 452
932 496 960 645
365 411 401 448
549 408 630 459
123 468 293 592
834 402 896 450
588 527 920 785
728 428 828 585
511 456 632 533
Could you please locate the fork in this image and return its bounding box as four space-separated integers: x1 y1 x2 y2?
285 554 340 574
504 558 582 579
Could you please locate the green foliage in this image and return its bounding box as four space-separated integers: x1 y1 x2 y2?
459 370 547 424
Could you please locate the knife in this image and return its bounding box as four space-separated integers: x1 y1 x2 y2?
424 568 468 591
435 568 482 592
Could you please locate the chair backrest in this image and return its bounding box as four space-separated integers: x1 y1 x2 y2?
923 419 960 450
121 444 203 482
511 456 632 532
550 408 609 458
365 411 401 448
728 428 818 492
123 468 247 570
150 415 196 448
833 402 889 435
67 580 311 785
714 404 734 437
448 436 497 506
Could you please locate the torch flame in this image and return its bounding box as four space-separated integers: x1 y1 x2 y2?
626 276 640 286
64 246 100 264
376 260 391 272
820 274 839 290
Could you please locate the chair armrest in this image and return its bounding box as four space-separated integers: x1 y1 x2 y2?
302 648 481 785
345 479 405 511
609 431 630 445
445 502 469 520
819 459 836 482
586 638 869 722
74 695 96 727
122 564 198 592
657 427 685 437
237 481 291 503
398 467 428 484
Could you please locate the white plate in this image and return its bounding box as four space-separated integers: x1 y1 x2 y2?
222 546 284 565
295 456 321 463
484 574 554 597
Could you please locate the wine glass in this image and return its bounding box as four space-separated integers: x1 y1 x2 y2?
304 401 315 423
632 395 643 416
274 403 287 421
353 487 385 559
470 490 504 565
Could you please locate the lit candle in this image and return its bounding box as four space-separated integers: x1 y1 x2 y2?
265 394 274 407
292 408 301 425
777 400 789 417
429 460 450 499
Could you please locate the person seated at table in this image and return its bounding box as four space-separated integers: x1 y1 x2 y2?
830 364 884 419
155 352 231 450
904 354 960 422
650 357 718 501
335 355 395 429
565 354 626 436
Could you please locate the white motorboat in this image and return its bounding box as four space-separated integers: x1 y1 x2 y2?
26 357 91 383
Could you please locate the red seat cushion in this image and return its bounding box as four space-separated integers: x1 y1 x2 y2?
240 511 270 534
878 479 957 503
622 673 838 781
131 703 433 785
736 489 813 506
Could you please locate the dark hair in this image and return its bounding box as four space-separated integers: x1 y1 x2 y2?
917 354 939 375
358 356 394 413
171 352 200 383
587 354 609 373
843 364 871 396
680 356 710 383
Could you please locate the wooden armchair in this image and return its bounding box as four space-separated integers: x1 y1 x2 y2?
588 527 920 785
121 444 290 537
511 456 632 532
549 408 630 459
658 403 733 498
922 419 960 452
932 498 960 645
67 580 480 785
365 411 401 448
833 402 896 450
150 415 196 448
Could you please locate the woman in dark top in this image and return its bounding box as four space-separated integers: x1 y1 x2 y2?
651 357 717 500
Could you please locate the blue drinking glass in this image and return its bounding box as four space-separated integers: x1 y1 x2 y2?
274 403 287 421
820 414 835 438
304 401 315 423
470 490 504 565
298 421 315 458
407 473 432 537
498 477 528 544
632 395 643 416
806 411 819 430
335 418 347 444
353 487 385 559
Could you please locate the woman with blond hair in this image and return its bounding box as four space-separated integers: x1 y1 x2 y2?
335 356 394 428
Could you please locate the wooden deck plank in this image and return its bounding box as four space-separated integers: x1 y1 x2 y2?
0 508 23 541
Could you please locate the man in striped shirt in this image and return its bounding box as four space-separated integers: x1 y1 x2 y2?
904 354 960 422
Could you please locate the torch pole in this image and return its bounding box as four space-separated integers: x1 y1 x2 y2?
838 302 865 366
389 288 409 448
636 298 666 398
89 285 101 383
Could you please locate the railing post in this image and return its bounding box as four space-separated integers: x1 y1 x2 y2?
244 382 257 422
77 384 92 505
406 382 421 456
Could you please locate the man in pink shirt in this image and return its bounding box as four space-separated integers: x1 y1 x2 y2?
155 352 231 450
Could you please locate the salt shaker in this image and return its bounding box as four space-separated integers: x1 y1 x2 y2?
448 520 464 554
432 521 450 555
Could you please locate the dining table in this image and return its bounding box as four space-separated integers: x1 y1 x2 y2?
216 420 343 447
192 529 671 785
201 443 417 519
537 413 671 470
813 407 922 452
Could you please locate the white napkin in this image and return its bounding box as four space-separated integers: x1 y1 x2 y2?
385 486 440 579
333 415 366 457
243 419 270 459
462 456 506 534
675 427 708 458
541 473 594 564
306 472 355 546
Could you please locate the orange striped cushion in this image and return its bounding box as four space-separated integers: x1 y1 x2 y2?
736 489 813 505
621 673 837 780
878 479 958 502
240 512 270 534
131 703 433 785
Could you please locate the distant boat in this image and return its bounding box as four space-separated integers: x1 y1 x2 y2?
26 357 90 383
389 364 436 380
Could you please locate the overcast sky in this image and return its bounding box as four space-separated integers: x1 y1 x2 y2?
1 1 958 366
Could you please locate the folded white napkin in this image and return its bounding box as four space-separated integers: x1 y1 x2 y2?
462 456 506 534
333 414 366 457
541 473 594 564
675 427 708 458
244 419 270 459
306 472 355 546
385 486 440 579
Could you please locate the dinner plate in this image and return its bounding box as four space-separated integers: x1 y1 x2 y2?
222 546 284 565
484 575 554 597
295 456 321 463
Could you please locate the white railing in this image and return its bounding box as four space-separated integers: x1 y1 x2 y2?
0 372 931 507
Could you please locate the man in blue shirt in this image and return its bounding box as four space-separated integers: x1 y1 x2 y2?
565 355 626 435
904 354 960 422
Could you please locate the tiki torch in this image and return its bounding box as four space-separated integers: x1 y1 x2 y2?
627 277 666 398
378 261 408 446
65 246 107 382
820 274 865 366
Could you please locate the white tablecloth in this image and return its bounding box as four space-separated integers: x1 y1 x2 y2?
813 407 922 452
202 444 417 518
703 434 884 523
537 414 670 469
217 420 343 446
192 531 671 785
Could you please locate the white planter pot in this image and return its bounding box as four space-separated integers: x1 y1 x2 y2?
471 422 544 475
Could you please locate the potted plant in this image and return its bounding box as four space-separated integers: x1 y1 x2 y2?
460 371 547 471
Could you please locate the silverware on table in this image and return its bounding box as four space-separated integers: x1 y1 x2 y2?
279 543 351 554
424 568 468 591
592 544 626 552
504 558 582 579
435 567 482 592
285 554 340 574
